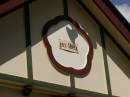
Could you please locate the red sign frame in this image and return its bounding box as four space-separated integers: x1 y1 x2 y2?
42 15 93 77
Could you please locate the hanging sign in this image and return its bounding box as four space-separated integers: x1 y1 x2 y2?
43 15 93 76
0 0 31 17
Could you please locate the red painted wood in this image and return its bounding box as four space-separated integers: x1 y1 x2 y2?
43 16 93 77
0 0 27 15
94 0 130 43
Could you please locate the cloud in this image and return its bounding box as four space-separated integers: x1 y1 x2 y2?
115 3 130 23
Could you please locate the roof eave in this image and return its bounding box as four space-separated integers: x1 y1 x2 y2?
93 0 130 43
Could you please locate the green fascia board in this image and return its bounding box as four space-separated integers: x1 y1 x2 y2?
0 73 118 97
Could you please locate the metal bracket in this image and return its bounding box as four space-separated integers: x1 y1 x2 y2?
22 85 32 96
66 93 76 97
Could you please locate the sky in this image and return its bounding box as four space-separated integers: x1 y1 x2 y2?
111 0 130 23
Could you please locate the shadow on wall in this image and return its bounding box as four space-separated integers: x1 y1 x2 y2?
0 8 26 65
0 0 64 66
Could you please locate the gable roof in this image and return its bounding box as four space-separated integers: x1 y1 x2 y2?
81 0 130 57
94 0 130 43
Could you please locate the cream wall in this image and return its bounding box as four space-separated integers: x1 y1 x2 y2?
30 0 108 94
30 0 70 86
68 0 108 94
0 8 27 78
105 34 130 97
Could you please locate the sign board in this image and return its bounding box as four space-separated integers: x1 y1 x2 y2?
0 0 31 17
59 39 79 54
43 16 93 76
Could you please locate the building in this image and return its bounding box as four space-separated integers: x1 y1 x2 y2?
0 0 130 97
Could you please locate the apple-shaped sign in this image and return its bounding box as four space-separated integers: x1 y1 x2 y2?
43 15 93 76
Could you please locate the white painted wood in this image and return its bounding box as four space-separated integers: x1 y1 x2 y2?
30 0 70 86
47 21 89 70
68 0 108 94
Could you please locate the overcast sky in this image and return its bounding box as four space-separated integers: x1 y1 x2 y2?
111 0 130 23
